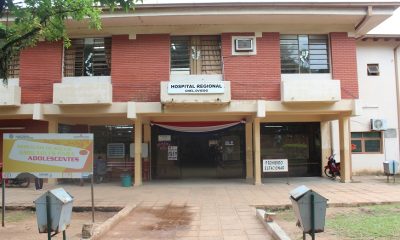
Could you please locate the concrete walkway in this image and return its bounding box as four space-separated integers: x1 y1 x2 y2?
2 176 400 239
2 176 400 208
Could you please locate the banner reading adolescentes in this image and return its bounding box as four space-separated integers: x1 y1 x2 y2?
2 133 93 179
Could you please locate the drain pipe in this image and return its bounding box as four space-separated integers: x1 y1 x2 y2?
394 43 400 160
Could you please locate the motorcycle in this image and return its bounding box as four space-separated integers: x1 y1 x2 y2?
324 154 341 179
0 163 31 188
1 178 31 188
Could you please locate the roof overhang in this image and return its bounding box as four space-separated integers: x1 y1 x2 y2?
63 2 399 37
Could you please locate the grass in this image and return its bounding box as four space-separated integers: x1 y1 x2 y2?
4 210 35 222
326 204 400 239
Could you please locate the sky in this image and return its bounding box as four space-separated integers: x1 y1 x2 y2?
140 0 400 35
369 7 400 34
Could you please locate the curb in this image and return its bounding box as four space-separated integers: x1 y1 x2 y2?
253 200 400 210
1 205 124 212
85 203 136 240
256 209 291 240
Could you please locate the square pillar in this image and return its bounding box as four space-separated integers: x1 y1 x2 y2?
48 119 58 133
47 120 58 184
143 123 151 181
339 116 352 182
134 118 143 186
253 118 262 185
245 121 254 179
320 121 332 175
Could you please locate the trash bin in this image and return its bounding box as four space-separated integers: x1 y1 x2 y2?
34 188 73 234
289 185 328 234
383 160 399 175
121 173 132 187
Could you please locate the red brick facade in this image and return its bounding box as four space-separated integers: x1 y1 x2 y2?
111 34 170 102
19 42 63 104
330 32 359 99
222 33 281 100
16 32 358 103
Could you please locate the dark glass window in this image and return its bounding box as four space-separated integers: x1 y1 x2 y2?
280 34 330 74
64 38 111 77
351 132 382 153
170 36 190 73
367 64 380 76
260 123 322 177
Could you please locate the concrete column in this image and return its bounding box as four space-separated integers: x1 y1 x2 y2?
245 121 254 179
47 119 58 184
253 118 262 185
339 116 352 183
47 119 58 133
134 118 143 186
143 123 151 180
320 121 332 175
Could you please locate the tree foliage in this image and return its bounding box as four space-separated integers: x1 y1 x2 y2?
0 0 140 83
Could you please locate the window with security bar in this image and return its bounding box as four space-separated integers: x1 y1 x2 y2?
0 53 20 79
64 38 111 77
280 34 330 74
170 36 222 75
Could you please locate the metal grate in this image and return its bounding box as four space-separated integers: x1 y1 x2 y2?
280 35 330 74
8 53 20 78
200 36 222 74
64 38 111 77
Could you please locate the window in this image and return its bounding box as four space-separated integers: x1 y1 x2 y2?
351 132 382 153
64 38 111 77
170 35 222 75
280 34 330 74
367 64 380 76
0 53 20 79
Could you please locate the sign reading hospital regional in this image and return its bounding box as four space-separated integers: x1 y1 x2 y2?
263 159 288 172
168 82 225 94
2 134 93 179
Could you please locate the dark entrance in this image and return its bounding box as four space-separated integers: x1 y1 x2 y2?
260 122 321 177
151 123 245 179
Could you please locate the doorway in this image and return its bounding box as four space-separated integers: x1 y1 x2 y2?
151 123 245 179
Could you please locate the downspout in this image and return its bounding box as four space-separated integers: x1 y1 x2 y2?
394 43 400 160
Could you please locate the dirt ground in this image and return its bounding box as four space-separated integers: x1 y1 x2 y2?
0 211 115 240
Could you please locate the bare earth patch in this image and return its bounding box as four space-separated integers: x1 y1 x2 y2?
0 211 116 240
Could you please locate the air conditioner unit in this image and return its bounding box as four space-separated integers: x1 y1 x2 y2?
235 38 254 51
371 119 387 131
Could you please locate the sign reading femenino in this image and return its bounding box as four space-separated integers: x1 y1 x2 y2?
263 159 288 172
2 133 93 179
168 81 225 94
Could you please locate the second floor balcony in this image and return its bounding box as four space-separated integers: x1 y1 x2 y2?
53 38 113 105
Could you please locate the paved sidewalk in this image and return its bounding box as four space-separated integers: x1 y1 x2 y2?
2 176 400 208
2 176 400 239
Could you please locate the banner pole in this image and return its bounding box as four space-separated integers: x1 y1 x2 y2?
2 179 5 227
91 175 95 223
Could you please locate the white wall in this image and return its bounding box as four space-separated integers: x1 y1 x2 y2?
350 41 400 173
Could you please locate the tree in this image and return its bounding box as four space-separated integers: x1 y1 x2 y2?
0 0 140 84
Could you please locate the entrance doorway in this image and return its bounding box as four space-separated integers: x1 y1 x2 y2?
261 122 322 177
151 123 245 179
